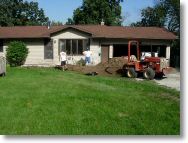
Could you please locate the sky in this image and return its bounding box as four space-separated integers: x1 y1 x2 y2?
28 0 154 26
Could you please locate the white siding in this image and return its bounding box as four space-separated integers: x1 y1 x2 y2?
90 39 101 64
51 29 89 39
3 39 53 66
24 39 45 65
51 29 101 65
53 39 59 65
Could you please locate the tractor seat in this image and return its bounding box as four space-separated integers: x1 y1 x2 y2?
130 55 137 62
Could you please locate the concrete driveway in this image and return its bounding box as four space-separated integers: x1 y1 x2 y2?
154 71 180 91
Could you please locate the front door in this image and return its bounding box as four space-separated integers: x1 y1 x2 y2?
101 45 109 63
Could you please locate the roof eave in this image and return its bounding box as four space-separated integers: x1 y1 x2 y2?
49 26 93 37
0 36 50 39
92 36 177 40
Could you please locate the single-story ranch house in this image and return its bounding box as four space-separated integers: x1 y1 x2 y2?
0 24 176 66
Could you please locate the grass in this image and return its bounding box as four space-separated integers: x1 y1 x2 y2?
0 67 180 135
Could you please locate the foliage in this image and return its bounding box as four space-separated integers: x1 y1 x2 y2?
0 67 180 134
51 21 63 26
0 0 49 26
6 41 28 67
76 58 86 66
161 0 180 34
68 0 124 26
66 18 75 25
130 6 166 27
130 0 180 34
131 0 180 67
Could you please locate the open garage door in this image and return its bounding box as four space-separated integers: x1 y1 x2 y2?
113 44 128 57
113 44 137 57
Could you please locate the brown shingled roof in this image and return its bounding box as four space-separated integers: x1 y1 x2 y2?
0 25 177 40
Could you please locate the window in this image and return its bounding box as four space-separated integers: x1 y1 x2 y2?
66 40 71 55
59 40 66 53
44 39 53 59
83 39 89 51
78 40 83 55
0 40 3 52
72 40 77 54
59 39 90 55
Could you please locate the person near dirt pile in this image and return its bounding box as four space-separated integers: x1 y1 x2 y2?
60 51 67 71
83 48 92 65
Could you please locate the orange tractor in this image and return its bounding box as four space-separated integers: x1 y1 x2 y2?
124 40 168 80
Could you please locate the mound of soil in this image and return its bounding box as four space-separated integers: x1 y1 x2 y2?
67 57 128 76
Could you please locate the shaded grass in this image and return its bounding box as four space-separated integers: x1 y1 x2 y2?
0 67 180 135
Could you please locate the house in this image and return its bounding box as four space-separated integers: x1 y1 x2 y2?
0 24 177 66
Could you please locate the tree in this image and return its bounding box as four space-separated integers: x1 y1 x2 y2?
0 0 49 26
68 0 124 26
131 0 180 67
6 41 28 67
66 18 75 25
159 0 180 34
51 21 63 26
130 5 166 27
130 0 180 34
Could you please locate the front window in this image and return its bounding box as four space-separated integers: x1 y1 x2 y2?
59 39 89 55
66 40 71 55
72 40 77 55
44 39 53 59
0 40 3 52
78 40 83 55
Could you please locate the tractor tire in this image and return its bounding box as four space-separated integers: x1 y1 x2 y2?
126 68 138 78
143 68 155 80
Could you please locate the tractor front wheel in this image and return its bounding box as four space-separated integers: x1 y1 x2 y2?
127 68 138 78
143 68 155 80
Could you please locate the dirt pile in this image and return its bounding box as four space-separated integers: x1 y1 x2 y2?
67 57 128 76
163 67 180 74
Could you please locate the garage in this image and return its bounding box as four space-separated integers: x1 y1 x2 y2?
140 45 167 57
113 44 138 57
113 44 167 58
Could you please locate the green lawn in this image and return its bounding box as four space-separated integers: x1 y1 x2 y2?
0 67 180 135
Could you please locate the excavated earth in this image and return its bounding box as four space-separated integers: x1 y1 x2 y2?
67 57 128 76
65 57 180 91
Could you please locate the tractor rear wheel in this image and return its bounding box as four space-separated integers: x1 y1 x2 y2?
143 68 155 80
127 68 138 78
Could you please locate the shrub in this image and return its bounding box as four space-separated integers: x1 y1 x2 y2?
76 58 86 66
6 41 28 67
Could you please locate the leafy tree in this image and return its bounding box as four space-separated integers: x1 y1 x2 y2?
130 0 180 34
66 18 75 25
130 5 166 27
0 0 49 26
131 0 180 67
51 21 64 26
6 41 29 67
159 0 180 34
156 0 180 67
68 0 123 26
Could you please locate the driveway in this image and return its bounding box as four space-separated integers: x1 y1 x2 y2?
154 71 180 91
